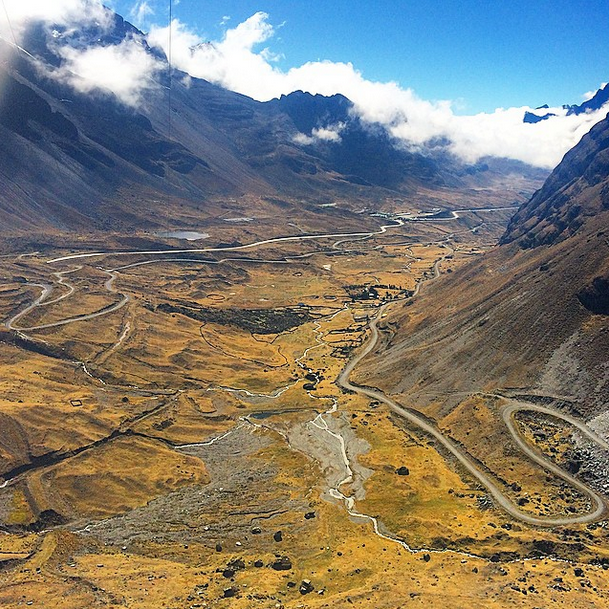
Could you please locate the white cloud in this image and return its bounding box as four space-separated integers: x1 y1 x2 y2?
148 13 282 97
129 1 154 29
293 122 344 145
438 105 609 167
148 12 609 169
2 6 607 166
314 124 343 142
292 132 315 145
53 36 163 107
0 0 162 107
0 0 110 39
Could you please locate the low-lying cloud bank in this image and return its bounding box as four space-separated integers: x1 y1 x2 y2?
1 0 109 33
54 38 162 107
2 2 607 168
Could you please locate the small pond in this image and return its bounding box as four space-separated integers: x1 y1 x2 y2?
154 230 210 241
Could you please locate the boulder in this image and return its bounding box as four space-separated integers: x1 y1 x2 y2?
223 586 238 598
271 556 292 571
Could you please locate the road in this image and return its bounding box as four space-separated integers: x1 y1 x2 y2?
6 271 129 332
8 218 404 331
4 283 52 330
8 216 607 525
5 217 415 333
337 307 607 526
398 205 520 221
46 220 404 264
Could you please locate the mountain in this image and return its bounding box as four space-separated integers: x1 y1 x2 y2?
523 110 555 124
523 83 609 123
566 83 609 116
356 113 609 416
0 8 546 234
502 112 609 247
267 90 352 134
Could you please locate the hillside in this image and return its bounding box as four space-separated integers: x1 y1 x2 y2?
357 114 609 417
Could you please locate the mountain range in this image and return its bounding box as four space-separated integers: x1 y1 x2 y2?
1 7 609 605
0 9 546 234
1 4 608 424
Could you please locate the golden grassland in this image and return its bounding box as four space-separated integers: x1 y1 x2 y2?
515 412 577 465
31 435 208 520
4 435 609 609
1 215 609 607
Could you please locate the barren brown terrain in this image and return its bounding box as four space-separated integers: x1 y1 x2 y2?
0 190 608 609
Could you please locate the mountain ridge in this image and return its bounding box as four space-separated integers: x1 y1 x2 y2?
502 112 609 247
0 7 546 234
523 83 609 123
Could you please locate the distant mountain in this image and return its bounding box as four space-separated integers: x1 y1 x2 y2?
523 83 609 123
565 83 609 116
268 91 352 134
523 110 555 124
358 113 609 416
0 7 546 234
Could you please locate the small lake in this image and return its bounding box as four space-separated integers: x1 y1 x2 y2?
154 230 210 241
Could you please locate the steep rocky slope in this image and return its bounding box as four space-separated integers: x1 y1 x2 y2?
502 114 609 247
358 114 609 417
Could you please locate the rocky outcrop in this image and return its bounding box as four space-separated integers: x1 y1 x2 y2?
523 111 555 124
271 556 292 571
578 275 609 315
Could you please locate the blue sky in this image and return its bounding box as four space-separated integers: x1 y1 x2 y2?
110 0 609 113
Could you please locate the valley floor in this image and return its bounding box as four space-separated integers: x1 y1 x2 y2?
1 207 608 608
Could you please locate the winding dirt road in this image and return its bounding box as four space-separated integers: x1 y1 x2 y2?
4 283 52 331
6 216 607 526
337 307 607 526
6 219 406 333
46 220 404 264
6 271 129 332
